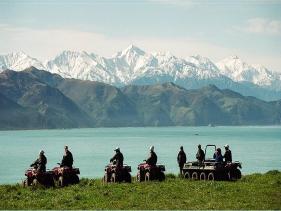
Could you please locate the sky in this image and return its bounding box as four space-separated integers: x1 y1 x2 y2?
0 0 281 71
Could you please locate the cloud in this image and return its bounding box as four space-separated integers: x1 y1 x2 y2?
0 24 280 71
0 24 228 60
0 24 128 61
236 18 281 36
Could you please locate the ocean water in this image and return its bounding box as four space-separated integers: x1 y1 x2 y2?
0 126 280 184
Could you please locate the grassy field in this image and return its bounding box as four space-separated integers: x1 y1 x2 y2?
0 170 281 210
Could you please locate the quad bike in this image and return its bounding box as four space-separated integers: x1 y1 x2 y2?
52 163 80 187
136 162 165 182
22 167 54 187
182 144 242 181
103 163 132 183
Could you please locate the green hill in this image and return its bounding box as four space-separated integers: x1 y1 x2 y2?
0 171 280 210
0 92 43 129
0 69 93 129
0 67 281 129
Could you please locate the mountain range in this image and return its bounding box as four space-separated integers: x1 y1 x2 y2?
0 67 280 129
1 45 281 101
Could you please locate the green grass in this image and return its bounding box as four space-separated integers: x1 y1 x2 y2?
1 171 281 210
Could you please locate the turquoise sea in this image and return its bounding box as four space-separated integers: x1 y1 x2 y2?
0 126 280 184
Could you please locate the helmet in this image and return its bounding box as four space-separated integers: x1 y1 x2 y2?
39 150 44 154
224 144 229 148
64 145 68 150
150 146 154 152
114 147 120 151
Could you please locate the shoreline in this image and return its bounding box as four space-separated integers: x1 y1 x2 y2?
1 125 281 132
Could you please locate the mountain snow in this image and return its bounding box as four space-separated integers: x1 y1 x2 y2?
0 52 45 72
216 56 276 86
44 50 119 84
0 45 280 91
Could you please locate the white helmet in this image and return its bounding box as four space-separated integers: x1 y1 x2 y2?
39 150 44 154
114 147 120 151
224 144 229 148
150 146 154 152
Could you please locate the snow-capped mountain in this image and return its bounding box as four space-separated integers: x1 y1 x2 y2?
0 45 281 100
216 56 278 87
41 45 229 85
44 50 119 84
0 52 45 72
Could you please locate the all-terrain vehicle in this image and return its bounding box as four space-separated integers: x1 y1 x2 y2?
22 168 55 187
103 163 132 183
182 144 242 181
52 163 80 187
136 162 165 182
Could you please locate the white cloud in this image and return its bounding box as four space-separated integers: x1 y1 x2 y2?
237 18 281 36
0 24 280 71
0 24 127 61
0 24 229 60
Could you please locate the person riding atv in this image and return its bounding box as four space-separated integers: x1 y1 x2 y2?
104 147 131 183
53 146 80 186
23 150 54 187
213 148 223 163
30 150 47 172
110 147 124 168
60 145 73 168
224 144 232 163
183 144 242 181
146 146 157 166
137 146 165 182
196 144 205 164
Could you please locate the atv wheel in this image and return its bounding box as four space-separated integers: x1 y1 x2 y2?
48 177 55 187
136 172 143 182
111 173 116 183
184 172 191 179
207 172 215 181
200 172 206 180
32 178 39 186
58 176 65 187
72 175 80 184
103 173 110 183
125 173 132 183
145 172 150 182
235 169 242 180
229 169 242 181
192 172 198 180
22 179 29 187
158 172 165 181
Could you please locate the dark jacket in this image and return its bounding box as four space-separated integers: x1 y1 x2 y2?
146 151 157 166
224 149 232 162
110 151 124 167
214 153 223 163
61 150 73 168
196 148 205 162
31 154 47 172
177 150 186 166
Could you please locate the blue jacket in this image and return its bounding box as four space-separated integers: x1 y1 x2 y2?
214 153 223 163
